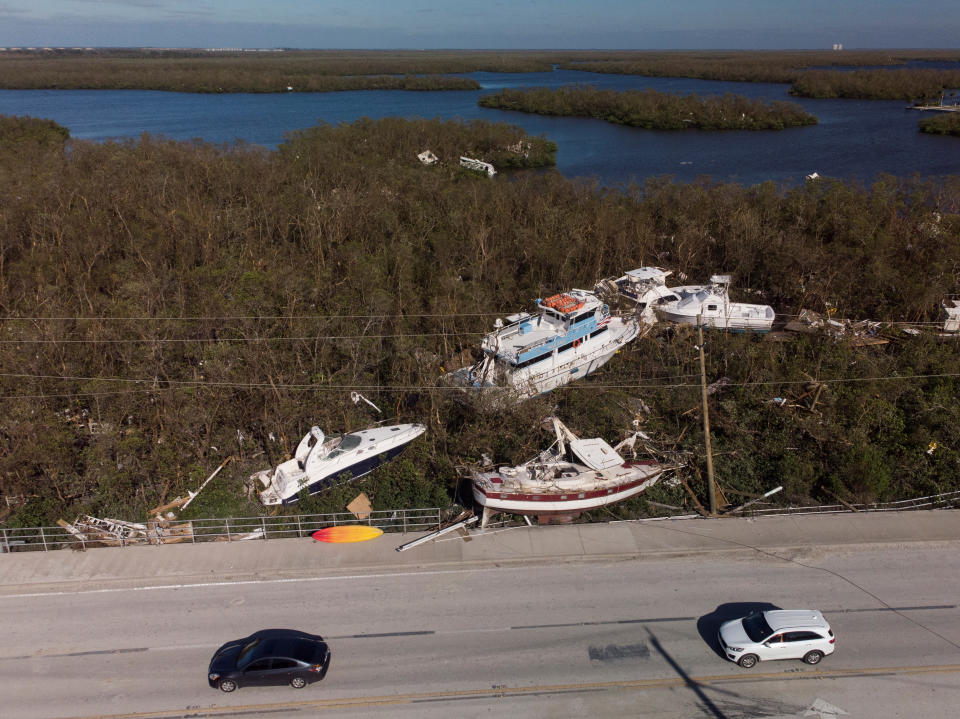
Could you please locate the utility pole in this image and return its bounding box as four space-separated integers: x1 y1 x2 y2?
698 321 717 515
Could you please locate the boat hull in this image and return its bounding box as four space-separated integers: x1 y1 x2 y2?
279 442 413 505
514 336 626 398
654 309 774 333
472 464 662 518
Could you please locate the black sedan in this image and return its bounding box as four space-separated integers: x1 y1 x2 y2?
207 629 331 692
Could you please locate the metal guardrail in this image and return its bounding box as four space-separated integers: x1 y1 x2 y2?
740 490 960 517
3 490 960 553
0 507 443 553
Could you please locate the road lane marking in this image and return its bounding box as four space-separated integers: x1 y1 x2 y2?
56 662 960 719
4 600 956 662
512 616 696 629
0 567 506 599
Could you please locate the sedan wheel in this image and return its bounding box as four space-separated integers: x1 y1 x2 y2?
290 676 307 689
803 650 824 665
738 653 759 669
219 679 237 693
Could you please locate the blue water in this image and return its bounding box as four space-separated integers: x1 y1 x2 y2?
1 68 958 188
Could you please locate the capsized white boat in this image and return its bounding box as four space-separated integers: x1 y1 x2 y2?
446 289 639 400
654 275 775 332
471 417 669 526
254 423 426 505
604 266 691 324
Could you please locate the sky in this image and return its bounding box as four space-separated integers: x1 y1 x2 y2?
1 0 959 50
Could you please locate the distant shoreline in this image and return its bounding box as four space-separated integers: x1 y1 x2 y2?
2 48 959 96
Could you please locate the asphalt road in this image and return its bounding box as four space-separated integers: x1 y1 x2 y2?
2 545 959 719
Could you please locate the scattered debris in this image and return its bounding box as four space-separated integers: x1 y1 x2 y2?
347 492 373 521
59 515 153 547
784 309 888 345
4 494 32 508
350 391 382 414
506 140 531 157
215 527 265 542
417 149 439 166
55 408 115 435
706 377 731 395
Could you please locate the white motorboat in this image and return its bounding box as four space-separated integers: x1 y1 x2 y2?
471 417 667 526
446 289 639 400
254 423 426 505
654 275 775 332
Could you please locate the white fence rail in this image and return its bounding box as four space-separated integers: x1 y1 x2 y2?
739 490 960 517
1 507 443 553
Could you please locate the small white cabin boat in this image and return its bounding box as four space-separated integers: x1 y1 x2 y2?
941 299 960 334
609 267 690 324
654 275 775 332
471 417 666 526
253 423 426 505
446 289 639 400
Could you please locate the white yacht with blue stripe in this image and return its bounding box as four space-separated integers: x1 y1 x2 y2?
449 288 639 400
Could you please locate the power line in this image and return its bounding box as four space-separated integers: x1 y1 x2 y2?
0 332 485 345
0 320 952 345
0 371 956 402
0 311 950 326
0 312 504 322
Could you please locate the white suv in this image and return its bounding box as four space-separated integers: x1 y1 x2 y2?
718 609 835 668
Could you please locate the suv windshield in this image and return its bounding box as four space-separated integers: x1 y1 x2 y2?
742 612 774 643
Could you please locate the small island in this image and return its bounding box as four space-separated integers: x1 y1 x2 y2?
918 111 960 136
478 85 817 131
790 68 960 101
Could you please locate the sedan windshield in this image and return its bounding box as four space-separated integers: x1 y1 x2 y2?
236 638 264 668
742 613 774 643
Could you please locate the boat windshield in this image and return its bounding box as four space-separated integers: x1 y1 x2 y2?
742 612 774 643
326 434 363 458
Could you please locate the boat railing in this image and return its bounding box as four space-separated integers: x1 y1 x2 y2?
0 507 445 553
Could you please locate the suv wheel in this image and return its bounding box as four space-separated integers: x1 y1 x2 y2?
738 654 758 669
803 650 824 665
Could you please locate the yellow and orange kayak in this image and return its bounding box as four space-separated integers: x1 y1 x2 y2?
311 526 383 543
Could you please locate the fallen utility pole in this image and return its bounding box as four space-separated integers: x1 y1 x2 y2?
149 456 233 518
395 515 478 552
724 486 783 515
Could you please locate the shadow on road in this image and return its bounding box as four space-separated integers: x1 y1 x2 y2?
697 602 782 659
646 627 728 719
